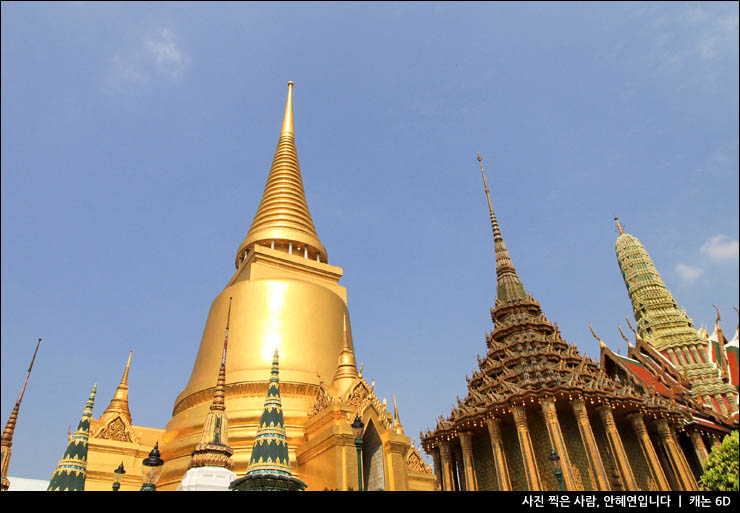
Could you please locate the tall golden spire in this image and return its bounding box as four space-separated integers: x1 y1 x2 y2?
188 297 234 470
236 81 327 267
477 153 527 302
1 338 41 492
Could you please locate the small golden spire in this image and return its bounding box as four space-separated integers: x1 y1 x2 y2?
625 316 642 343
121 350 132 386
614 216 625 235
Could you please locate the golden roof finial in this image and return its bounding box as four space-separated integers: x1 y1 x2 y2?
589 322 606 349
236 81 327 267
617 324 634 349
614 216 625 236
712 304 721 327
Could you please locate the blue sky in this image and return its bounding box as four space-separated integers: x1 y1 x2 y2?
2 2 738 479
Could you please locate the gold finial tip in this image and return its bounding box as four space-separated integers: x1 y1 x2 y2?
477 153 482 161
288 81 294 87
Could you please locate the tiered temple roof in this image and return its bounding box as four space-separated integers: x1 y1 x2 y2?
422 156 682 446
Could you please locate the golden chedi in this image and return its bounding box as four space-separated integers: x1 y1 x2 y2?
158 83 434 491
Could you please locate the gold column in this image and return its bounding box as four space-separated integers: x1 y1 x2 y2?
570 398 610 491
655 419 698 491
596 405 638 491
511 405 542 491
458 431 478 491
439 441 455 491
431 447 443 490
540 398 577 490
485 417 512 491
689 430 709 471
627 413 670 491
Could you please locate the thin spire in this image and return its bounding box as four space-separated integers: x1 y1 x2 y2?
236 81 327 266
476 153 526 302
1 338 41 492
121 350 132 386
187 297 234 470
333 312 359 392
614 216 625 235
99 352 133 428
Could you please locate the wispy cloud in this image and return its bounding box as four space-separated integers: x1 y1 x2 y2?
642 4 738 77
700 234 740 262
145 29 188 79
675 263 704 283
104 27 189 92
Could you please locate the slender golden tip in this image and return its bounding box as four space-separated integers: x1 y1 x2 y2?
288 81 294 87
477 153 482 161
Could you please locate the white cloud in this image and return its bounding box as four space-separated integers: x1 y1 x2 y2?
104 27 188 92
145 29 188 79
700 234 740 262
675 263 704 283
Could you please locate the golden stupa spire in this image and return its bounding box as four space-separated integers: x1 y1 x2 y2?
99 351 133 427
477 153 527 302
614 216 625 235
236 81 328 267
188 297 234 470
1 338 41 492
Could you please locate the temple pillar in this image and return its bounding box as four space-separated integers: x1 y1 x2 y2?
458 431 478 491
627 413 670 491
511 405 542 491
539 398 577 490
439 441 454 491
431 447 443 490
596 405 638 491
452 443 465 491
570 398 610 491
655 419 698 491
689 430 709 471
485 417 512 491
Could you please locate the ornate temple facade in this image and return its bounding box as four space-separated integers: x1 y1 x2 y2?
421 156 705 491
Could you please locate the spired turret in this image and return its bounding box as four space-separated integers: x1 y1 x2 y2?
158 82 359 490
614 217 738 418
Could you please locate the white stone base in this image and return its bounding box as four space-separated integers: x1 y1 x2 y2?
177 466 238 491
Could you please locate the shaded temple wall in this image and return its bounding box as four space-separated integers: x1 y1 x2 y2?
617 420 652 490
472 431 497 490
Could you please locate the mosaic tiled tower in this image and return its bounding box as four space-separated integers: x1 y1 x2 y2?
231 350 306 490
614 218 738 418
47 385 96 491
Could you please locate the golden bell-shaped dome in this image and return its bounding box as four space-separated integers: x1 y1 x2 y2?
158 83 357 490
